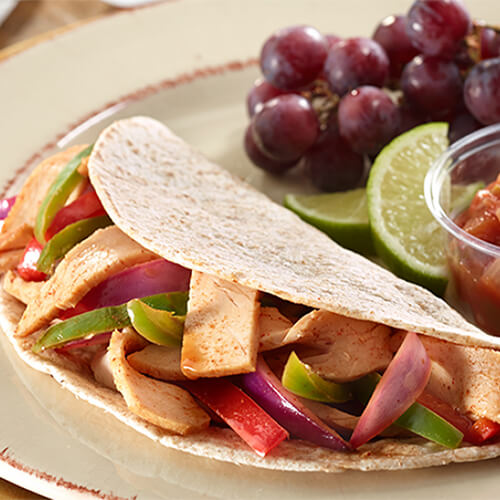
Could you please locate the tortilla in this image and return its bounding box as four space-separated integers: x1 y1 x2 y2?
2 116 500 471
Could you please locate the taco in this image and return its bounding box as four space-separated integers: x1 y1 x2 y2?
1 116 500 472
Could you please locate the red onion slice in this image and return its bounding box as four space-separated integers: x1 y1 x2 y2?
62 259 191 317
239 357 350 451
0 196 16 220
350 332 431 448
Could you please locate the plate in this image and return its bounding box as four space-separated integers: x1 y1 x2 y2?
1 1 500 498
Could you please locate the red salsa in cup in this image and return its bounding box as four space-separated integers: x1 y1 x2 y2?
450 174 500 335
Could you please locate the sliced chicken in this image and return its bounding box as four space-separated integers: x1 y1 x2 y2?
3 270 43 304
0 249 24 274
128 344 187 381
17 226 157 337
282 310 393 382
181 271 260 379
258 306 293 352
109 328 210 435
392 332 500 423
0 145 88 253
91 347 116 390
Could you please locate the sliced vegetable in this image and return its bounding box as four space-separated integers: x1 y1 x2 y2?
0 196 16 220
60 259 191 318
351 374 463 449
281 351 351 403
33 304 130 353
45 189 106 240
17 238 47 282
350 332 431 449
239 357 350 451
35 144 93 244
37 215 112 273
182 378 289 456
127 298 184 346
468 417 500 444
55 332 112 353
33 292 188 353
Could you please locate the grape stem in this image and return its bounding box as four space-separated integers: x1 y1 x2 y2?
300 80 339 130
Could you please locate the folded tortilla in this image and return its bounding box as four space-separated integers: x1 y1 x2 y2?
2 116 500 472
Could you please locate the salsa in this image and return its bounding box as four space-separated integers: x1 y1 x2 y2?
450 174 500 335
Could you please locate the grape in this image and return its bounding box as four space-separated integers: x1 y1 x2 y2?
464 58 500 125
401 55 462 119
372 15 419 78
397 101 428 134
325 34 342 49
323 37 389 96
304 115 365 192
406 0 471 58
252 94 319 162
260 25 328 90
338 86 400 156
244 125 296 175
448 109 481 143
246 79 286 117
480 27 500 60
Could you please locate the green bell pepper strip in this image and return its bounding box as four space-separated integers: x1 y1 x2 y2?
281 351 351 403
350 373 463 449
32 291 189 353
36 215 112 273
34 144 93 244
126 299 184 347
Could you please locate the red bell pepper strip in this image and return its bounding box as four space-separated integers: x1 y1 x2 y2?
182 378 289 457
45 189 106 240
17 238 47 282
417 392 477 442
468 417 500 444
0 196 16 220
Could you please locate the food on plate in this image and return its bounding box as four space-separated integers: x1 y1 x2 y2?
244 0 500 193
448 174 500 334
2 116 500 472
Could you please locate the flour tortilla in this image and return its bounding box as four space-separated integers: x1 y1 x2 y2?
3 116 500 472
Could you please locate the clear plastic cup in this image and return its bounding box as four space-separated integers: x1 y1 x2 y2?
425 123 500 335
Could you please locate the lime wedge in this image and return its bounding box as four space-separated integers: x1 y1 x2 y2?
284 189 375 255
451 181 485 215
367 123 449 296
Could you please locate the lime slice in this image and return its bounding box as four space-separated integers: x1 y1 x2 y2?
367 123 449 296
284 189 375 255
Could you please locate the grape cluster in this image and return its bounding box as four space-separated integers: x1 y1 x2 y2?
244 0 500 192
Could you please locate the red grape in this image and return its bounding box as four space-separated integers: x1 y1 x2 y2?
325 34 342 49
372 15 419 78
448 109 481 143
246 79 286 117
338 86 400 156
406 0 471 59
323 37 389 96
398 101 429 134
480 27 500 60
260 25 328 90
244 125 297 175
464 58 500 125
401 55 462 119
304 115 365 192
252 94 319 162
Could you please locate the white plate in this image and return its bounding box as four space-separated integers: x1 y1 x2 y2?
1 1 500 498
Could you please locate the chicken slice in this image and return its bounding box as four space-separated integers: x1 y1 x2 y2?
3 270 43 304
17 226 157 337
283 310 393 382
181 271 260 379
0 145 88 252
392 332 500 423
0 249 24 274
258 306 293 352
109 328 210 435
128 344 187 381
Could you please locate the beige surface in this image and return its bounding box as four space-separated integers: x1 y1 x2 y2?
0 0 499 498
